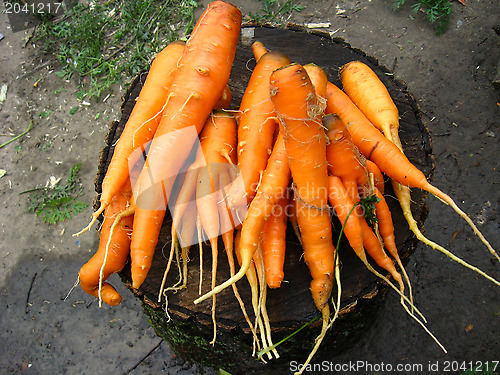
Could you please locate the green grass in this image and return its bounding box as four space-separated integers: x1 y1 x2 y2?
34 0 199 100
392 0 452 35
248 0 304 24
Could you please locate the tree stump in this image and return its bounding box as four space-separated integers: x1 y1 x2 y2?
94 25 435 374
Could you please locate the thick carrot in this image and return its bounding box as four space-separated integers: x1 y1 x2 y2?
194 132 290 304
76 40 186 235
340 61 399 142
260 195 289 288
303 63 328 100
129 1 241 290
78 180 134 306
233 50 290 205
325 82 498 262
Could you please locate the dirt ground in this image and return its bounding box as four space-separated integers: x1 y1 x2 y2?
0 0 498 374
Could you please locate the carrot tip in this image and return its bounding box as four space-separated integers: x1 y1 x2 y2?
73 204 107 237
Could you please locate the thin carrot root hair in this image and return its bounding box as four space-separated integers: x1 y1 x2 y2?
295 250 342 375
423 183 499 262
254 246 280 359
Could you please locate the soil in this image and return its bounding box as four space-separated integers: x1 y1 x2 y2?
0 1 498 374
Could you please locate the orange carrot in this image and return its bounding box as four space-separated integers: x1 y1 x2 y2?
366 159 385 194
214 84 232 110
252 40 268 61
78 180 134 306
340 61 399 142
260 195 289 288
269 64 337 372
76 40 186 235
194 132 290 304
325 82 498 263
129 1 241 290
232 50 290 206
303 63 328 100
323 113 370 200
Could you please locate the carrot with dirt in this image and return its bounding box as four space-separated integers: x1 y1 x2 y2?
194 132 290 304
78 179 134 306
75 40 186 236
260 195 289 288
129 1 241 290
229 50 290 208
325 81 500 273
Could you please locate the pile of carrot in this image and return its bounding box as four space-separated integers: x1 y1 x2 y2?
75 1 498 371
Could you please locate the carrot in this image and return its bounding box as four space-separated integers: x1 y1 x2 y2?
270 63 332 306
129 1 241 290
252 40 268 61
366 159 385 194
194 132 290 304
197 111 238 345
214 84 232 110
231 50 290 207
325 82 499 266
303 63 328 100
269 63 338 373
234 229 268 359
323 113 370 200
78 180 134 306
340 61 399 143
75 40 186 236
260 195 289 288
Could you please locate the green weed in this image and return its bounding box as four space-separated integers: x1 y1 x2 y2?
393 0 452 35
21 163 89 224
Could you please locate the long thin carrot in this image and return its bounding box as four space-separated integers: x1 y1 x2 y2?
194 132 290 304
78 180 134 306
75 40 186 236
231 50 290 206
325 82 499 264
260 195 289 288
129 1 241 290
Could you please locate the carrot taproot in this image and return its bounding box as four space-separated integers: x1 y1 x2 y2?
325 82 499 265
252 40 268 61
260 195 289 288
231 50 290 207
194 132 290 304
234 229 269 359
129 1 241 290
75 40 186 236
252 243 280 359
78 180 134 306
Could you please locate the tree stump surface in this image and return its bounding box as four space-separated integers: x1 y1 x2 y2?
95 25 435 374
